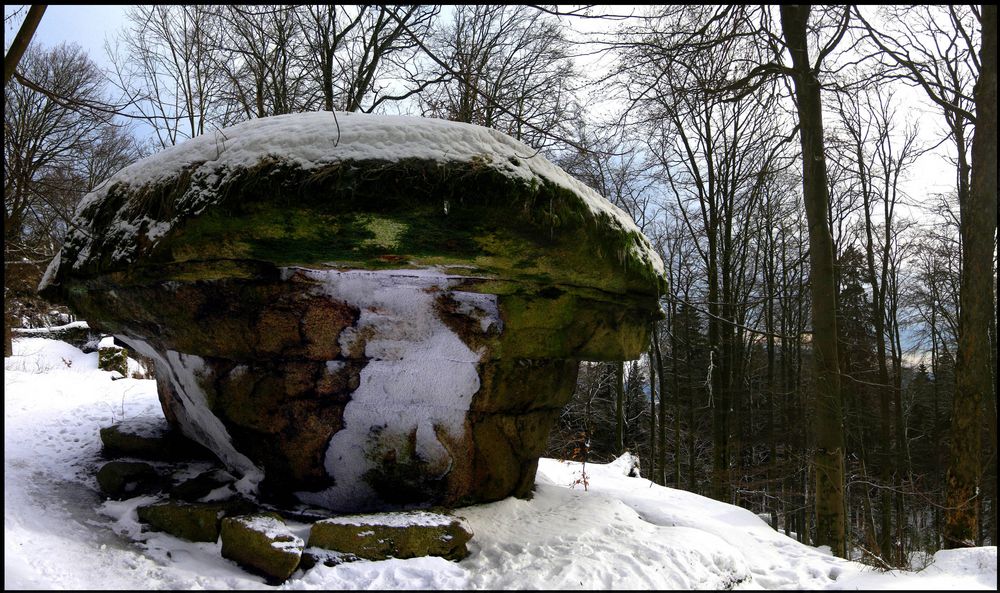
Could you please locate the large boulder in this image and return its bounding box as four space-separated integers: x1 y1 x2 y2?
39 112 666 512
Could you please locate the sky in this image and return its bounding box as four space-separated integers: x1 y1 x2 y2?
8 4 957 200
8 5 963 254
5 334 997 589
5 4 126 64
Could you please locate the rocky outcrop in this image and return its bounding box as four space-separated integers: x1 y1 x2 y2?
99 414 475 584
40 112 666 512
12 321 97 349
97 337 128 376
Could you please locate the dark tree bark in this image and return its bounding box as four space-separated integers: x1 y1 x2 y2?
945 3 997 549
780 4 847 558
4 5 46 85
654 319 669 486
648 336 658 484
615 360 625 454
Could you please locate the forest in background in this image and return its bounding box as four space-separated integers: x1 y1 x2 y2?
4 4 996 570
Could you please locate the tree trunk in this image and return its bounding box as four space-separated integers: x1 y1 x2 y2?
4 5 46 85
655 318 669 486
857 144 897 563
780 5 847 558
945 3 997 549
616 360 625 455
766 251 778 530
4 309 13 358
648 337 658 484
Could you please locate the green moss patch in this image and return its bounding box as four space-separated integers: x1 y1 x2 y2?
220 513 304 584
46 158 665 301
96 461 165 500
98 345 128 376
137 500 254 543
308 512 472 561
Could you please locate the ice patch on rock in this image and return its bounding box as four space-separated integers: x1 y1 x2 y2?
292 268 498 511
121 337 264 496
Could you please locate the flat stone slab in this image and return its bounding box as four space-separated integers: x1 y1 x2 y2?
96 461 164 500
137 500 249 543
308 510 473 561
221 514 304 584
100 415 213 462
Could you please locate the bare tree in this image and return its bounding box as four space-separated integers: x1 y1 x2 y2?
213 5 313 122
616 5 796 506
3 4 45 85
856 3 997 549
555 125 659 233
419 5 577 150
830 83 930 564
5 43 107 257
4 42 142 354
337 5 437 113
110 5 224 147
298 5 365 112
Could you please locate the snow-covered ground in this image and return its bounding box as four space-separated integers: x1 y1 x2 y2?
5 336 997 589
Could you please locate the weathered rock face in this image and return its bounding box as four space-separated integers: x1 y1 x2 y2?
40 112 666 512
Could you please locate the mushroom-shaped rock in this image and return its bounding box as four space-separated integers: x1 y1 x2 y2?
40 112 665 512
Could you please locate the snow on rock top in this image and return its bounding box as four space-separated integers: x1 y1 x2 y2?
318 510 457 529
13 321 90 335
230 515 303 553
40 111 663 291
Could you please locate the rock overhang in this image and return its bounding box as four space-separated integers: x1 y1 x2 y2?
40 111 665 306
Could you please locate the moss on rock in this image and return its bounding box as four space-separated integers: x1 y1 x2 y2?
41 115 667 513
98 345 128 376
96 461 165 500
137 500 251 543
307 511 472 561
220 513 304 584
100 419 213 462
42 158 665 301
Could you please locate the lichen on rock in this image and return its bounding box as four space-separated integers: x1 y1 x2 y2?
97 341 128 376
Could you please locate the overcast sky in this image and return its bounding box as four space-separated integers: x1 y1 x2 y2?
6 4 957 221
